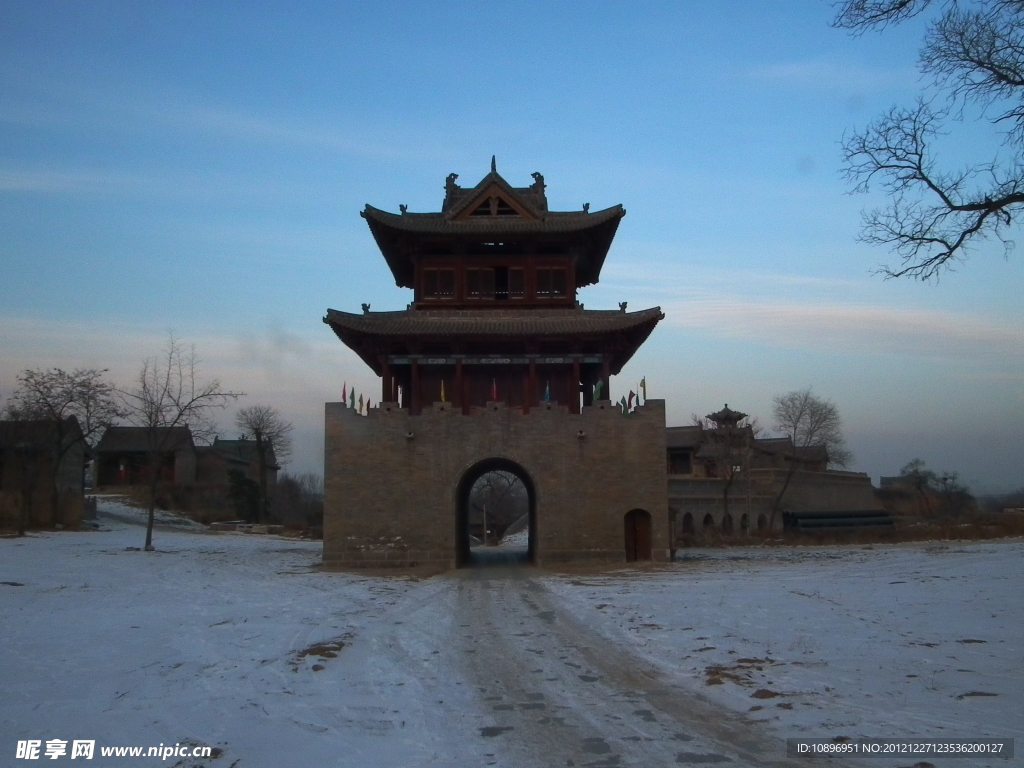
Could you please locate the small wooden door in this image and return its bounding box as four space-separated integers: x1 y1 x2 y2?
624 509 652 562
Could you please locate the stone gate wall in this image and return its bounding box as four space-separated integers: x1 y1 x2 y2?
323 399 669 569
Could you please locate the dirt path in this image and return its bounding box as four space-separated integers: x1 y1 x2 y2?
332 560 852 767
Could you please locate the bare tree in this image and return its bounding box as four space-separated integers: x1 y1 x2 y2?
119 335 242 550
836 0 1024 278
5 368 123 526
469 471 527 543
770 388 852 526
899 457 937 515
235 405 293 523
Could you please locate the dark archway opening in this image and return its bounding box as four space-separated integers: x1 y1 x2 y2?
624 508 652 562
456 458 536 568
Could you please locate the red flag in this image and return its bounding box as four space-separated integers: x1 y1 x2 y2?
491 378 498 402
628 390 635 410
342 382 347 404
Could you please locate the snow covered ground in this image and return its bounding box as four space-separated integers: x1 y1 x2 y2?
2 503 1020 767
546 542 1024 764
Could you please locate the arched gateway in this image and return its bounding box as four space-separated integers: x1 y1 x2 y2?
322 165 669 570
456 458 536 567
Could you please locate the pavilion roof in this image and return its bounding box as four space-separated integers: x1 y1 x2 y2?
323 306 663 375
361 167 625 288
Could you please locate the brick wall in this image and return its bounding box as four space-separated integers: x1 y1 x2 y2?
324 399 669 569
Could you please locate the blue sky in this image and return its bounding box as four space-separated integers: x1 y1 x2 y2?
2 1 1022 491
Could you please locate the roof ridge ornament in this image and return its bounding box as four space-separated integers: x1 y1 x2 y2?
491 155 497 173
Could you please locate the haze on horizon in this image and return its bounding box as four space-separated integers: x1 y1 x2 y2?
2 1 1022 493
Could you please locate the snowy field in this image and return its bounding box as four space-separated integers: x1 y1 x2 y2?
1 502 1021 767
547 542 1024 761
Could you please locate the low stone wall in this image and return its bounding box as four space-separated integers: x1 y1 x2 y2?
209 522 284 534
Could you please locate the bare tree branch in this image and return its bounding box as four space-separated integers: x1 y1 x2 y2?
837 0 1024 278
833 0 933 32
119 334 243 550
6 368 124 529
236 404 293 523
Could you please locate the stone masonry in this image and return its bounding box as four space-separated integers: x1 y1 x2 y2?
324 399 669 570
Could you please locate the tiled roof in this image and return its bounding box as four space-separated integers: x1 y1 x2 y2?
754 437 829 462
361 168 625 288
95 426 195 453
361 203 624 234
324 306 663 337
206 437 279 470
441 169 548 217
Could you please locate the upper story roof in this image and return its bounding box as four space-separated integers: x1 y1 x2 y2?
361 162 626 288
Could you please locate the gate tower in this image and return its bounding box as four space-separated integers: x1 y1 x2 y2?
323 163 669 569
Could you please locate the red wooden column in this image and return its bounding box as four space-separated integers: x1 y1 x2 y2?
601 355 611 402
571 357 581 414
380 357 392 403
411 358 421 415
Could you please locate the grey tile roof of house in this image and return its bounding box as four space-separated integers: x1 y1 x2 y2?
95 426 195 453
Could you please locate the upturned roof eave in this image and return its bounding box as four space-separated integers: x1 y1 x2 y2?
323 306 663 375
361 204 625 288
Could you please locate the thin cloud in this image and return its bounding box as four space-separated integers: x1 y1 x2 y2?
663 297 1024 361
748 59 916 91
0 164 326 200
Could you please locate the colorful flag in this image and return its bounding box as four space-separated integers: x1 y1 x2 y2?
366 398 371 412
544 381 550 402
640 377 647 401
619 396 627 413
491 378 498 402
358 393 363 413
628 390 635 410
349 389 355 409
440 380 446 403
342 382 347 404
594 379 603 401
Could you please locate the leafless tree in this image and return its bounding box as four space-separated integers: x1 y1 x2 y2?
235 405 293 523
899 457 937 515
836 0 1024 278
119 335 242 550
274 471 324 529
770 388 852 525
5 368 123 528
469 471 527 543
